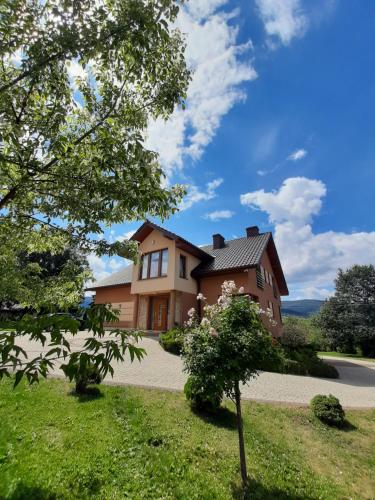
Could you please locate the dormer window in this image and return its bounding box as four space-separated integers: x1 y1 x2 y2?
139 249 168 279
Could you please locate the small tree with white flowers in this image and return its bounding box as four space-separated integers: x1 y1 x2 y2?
182 281 278 489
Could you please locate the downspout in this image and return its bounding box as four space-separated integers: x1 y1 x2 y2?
197 278 202 320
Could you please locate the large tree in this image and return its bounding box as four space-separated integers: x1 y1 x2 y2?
0 244 91 312
0 0 190 384
317 265 375 356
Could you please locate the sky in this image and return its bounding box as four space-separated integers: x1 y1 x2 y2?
88 0 375 301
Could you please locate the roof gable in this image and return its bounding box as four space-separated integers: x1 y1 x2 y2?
131 220 212 260
193 232 288 296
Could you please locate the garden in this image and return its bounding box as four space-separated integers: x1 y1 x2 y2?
1 378 374 499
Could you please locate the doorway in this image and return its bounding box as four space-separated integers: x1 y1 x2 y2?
151 296 168 331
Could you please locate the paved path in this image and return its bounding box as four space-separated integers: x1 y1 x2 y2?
17 333 375 408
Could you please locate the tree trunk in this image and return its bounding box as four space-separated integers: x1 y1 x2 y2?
234 380 248 487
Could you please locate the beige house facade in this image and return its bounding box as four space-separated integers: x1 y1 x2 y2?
88 221 289 336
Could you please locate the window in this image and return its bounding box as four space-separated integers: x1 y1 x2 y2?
179 254 187 279
141 255 148 279
268 300 274 318
161 249 168 276
256 266 264 289
139 248 168 279
150 251 160 278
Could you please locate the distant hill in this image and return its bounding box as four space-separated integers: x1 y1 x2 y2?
281 299 324 318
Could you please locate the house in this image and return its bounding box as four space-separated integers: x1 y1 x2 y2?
87 221 289 336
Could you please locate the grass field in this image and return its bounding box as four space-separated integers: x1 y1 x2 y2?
319 351 375 363
0 379 374 499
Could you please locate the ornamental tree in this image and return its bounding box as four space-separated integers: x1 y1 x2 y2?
0 0 189 383
182 282 278 488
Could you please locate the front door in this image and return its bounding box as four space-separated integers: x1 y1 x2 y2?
152 297 168 331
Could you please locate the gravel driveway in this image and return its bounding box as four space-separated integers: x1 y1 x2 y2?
16 332 375 408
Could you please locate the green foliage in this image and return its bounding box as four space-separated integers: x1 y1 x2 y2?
307 361 339 378
283 345 339 379
310 394 345 427
316 265 375 357
0 0 189 382
74 362 102 394
0 244 90 312
0 304 146 386
281 315 328 350
280 316 310 347
159 327 185 355
183 295 278 401
184 375 223 413
283 358 307 375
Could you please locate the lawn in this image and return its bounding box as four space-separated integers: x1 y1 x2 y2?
319 351 375 363
0 380 374 499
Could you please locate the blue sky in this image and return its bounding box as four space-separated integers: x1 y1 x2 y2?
90 0 375 300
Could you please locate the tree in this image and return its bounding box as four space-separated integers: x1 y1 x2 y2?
1 244 90 312
0 0 190 384
182 282 278 489
317 265 375 356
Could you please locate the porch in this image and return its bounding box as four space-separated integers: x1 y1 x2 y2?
136 292 177 332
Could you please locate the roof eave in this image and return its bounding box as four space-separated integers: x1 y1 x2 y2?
85 282 131 291
131 220 212 261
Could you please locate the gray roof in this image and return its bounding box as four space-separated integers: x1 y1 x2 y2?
193 233 271 276
87 264 133 289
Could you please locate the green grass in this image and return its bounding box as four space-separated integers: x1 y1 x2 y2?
319 351 375 363
0 379 374 499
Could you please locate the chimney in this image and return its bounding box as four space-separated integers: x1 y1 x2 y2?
212 233 225 249
246 226 259 237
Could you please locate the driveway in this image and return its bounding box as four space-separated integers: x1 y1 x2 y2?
16 333 375 408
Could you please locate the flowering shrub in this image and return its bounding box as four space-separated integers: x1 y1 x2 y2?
182 281 279 486
184 375 223 412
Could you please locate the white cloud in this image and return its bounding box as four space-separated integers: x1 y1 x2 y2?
255 0 308 46
241 177 375 298
179 178 223 210
87 253 130 283
240 177 326 226
288 148 307 161
204 209 235 221
146 1 257 176
115 229 136 242
87 254 111 282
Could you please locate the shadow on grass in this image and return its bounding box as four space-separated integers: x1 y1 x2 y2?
8 483 56 500
231 478 316 500
340 419 357 432
192 406 237 429
68 386 104 403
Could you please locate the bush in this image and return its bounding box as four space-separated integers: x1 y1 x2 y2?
308 360 339 379
159 327 185 355
282 345 339 379
75 364 102 394
310 394 345 426
284 358 307 375
280 317 310 347
184 375 223 413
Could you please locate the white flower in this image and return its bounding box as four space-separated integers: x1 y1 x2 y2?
238 287 244 294
209 327 218 337
200 317 210 327
196 293 206 301
187 307 196 317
